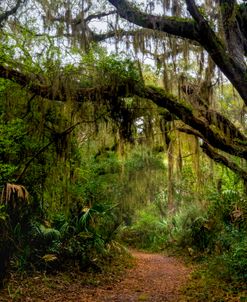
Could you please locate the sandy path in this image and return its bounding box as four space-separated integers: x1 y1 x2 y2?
77 250 191 302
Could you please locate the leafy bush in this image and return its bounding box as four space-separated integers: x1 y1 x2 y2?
165 203 212 253
209 232 247 282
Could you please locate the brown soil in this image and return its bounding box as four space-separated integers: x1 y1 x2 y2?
0 250 191 302
81 250 191 302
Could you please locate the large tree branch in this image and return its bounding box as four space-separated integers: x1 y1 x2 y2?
107 0 247 105
201 142 247 182
219 0 246 70
142 86 247 159
0 63 246 160
192 14 247 107
184 0 247 103
0 63 137 102
107 0 199 41
178 126 247 182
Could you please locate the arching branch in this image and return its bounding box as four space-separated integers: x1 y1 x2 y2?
177 127 247 182
201 142 247 182
142 86 247 159
0 63 246 160
107 0 199 41
107 0 247 105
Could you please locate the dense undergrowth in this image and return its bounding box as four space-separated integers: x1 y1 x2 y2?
0 143 165 282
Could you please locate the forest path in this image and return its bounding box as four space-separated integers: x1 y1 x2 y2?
0 250 191 301
77 250 191 302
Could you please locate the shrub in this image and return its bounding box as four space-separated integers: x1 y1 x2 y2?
210 233 247 283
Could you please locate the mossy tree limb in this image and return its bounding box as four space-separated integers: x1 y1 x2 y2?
201 142 247 183
177 127 247 183
107 0 247 105
0 62 246 175
143 86 247 159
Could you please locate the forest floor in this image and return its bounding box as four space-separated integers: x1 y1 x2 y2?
77 250 191 302
0 250 192 302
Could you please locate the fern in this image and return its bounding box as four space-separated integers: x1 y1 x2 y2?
32 223 61 240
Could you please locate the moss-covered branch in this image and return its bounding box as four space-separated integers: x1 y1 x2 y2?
0 63 246 160
142 86 247 159
107 0 199 41
201 142 247 182
177 127 247 181
107 0 247 105
0 64 137 102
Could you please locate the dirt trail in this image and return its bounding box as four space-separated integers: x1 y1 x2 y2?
77 250 191 302
0 250 191 301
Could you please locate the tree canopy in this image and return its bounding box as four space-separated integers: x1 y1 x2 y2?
0 0 246 182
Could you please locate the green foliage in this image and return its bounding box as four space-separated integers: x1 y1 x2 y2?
0 116 28 182
164 183 247 297
80 45 141 87
169 204 212 252
119 189 168 251
23 203 121 272
210 234 247 282
120 208 167 251
97 54 141 84
33 223 61 241
0 135 166 275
